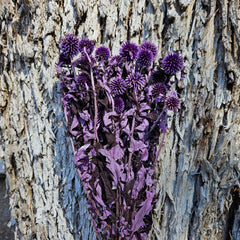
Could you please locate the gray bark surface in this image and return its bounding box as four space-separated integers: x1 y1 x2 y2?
0 0 239 239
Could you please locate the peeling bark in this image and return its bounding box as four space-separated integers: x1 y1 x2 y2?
0 0 239 239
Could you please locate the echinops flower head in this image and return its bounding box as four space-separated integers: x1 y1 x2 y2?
119 41 139 61
162 53 184 75
78 38 95 55
60 34 80 58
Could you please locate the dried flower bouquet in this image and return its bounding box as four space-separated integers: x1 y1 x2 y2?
56 34 184 240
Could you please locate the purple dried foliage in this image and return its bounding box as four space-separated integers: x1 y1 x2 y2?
114 97 125 113
57 34 184 240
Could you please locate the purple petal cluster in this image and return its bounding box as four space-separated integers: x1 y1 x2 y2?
60 34 80 58
162 53 184 75
119 41 139 61
109 77 127 96
95 46 110 61
57 35 184 240
78 38 95 55
126 72 145 89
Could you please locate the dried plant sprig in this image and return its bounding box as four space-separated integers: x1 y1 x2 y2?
57 35 184 240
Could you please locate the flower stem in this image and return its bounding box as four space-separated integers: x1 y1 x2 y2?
84 48 99 145
154 131 166 168
146 109 165 140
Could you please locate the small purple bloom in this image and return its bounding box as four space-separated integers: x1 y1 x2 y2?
150 69 168 84
165 91 180 111
119 41 139 61
60 34 80 58
136 49 153 67
152 83 168 97
76 73 90 89
162 53 184 75
78 38 95 55
95 46 110 61
114 97 125 113
109 77 127 96
57 53 71 66
76 55 96 70
126 72 145 89
140 41 158 60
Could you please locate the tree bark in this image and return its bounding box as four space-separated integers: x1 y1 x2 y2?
0 0 239 239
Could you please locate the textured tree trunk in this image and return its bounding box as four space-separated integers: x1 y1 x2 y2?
0 0 239 239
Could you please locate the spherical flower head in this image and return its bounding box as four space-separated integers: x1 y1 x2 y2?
60 34 80 58
57 52 71 66
152 83 168 97
109 77 127 96
162 53 184 75
140 41 158 60
119 41 139 61
165 91 180 111
126 72 145 89
109 55 122 66
95 46 110 61
78 38 95 55
136 49 153 67
76 55 96 71
114 97 125 113
150 69 168 84
76 73 90 89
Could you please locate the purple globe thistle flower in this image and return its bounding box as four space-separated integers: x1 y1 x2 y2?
75 55 96 71
60 34 80 58
150 69 168 84
119 41 139 61
165 91 180 111
109 77 127 96
126 72 145 89
136 49 153 67
95 46 110 61
114 97 125 113
162 53 184 75
76 72 90 89
152 83 168 97
78 38 95 55
140 41 158 60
